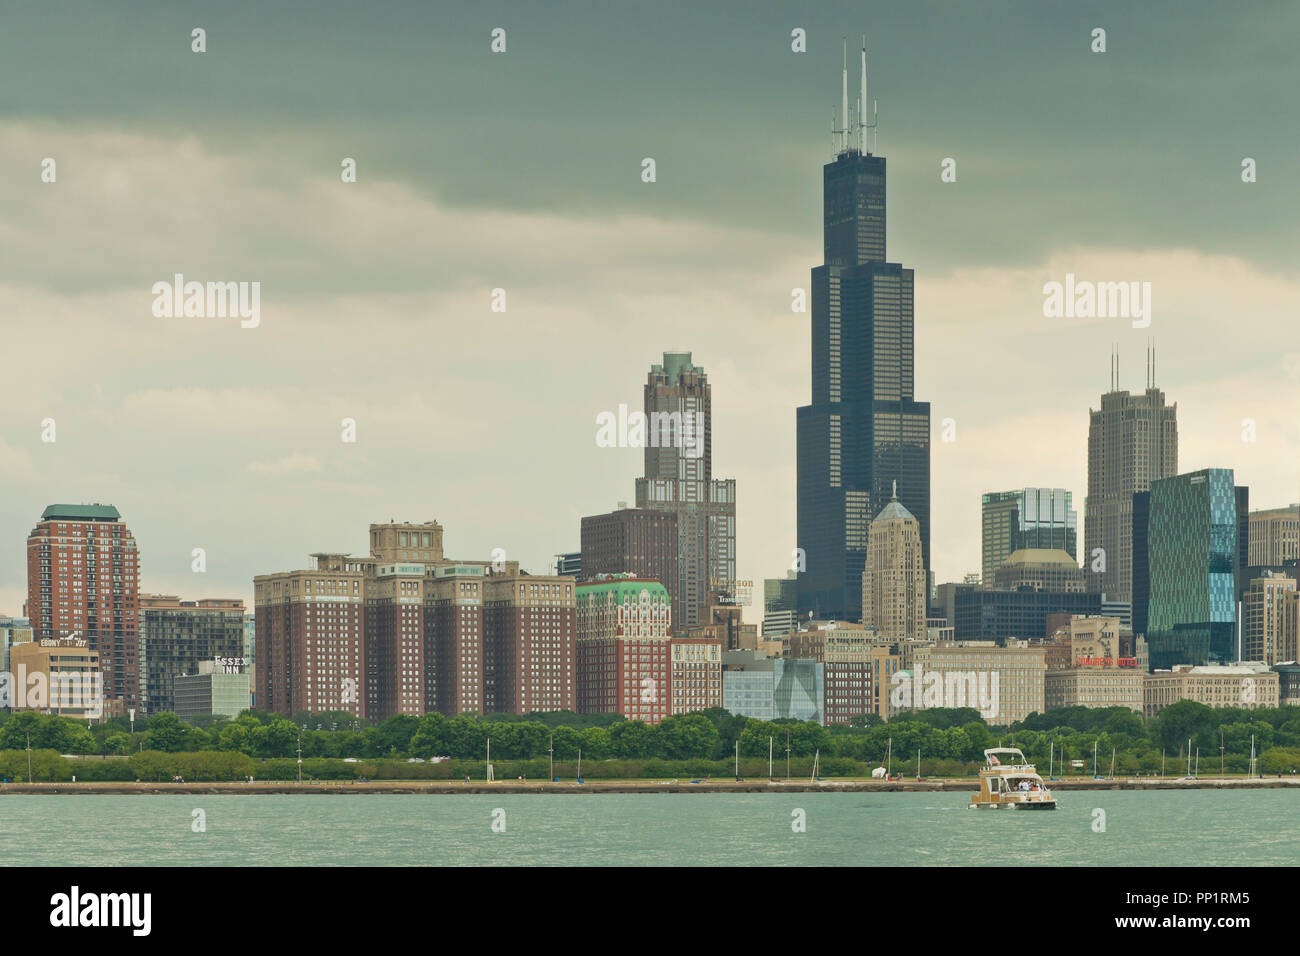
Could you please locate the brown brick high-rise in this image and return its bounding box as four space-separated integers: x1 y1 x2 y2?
27 504 140 714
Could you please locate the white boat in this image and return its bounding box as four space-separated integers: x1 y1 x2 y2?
969 748 1057 810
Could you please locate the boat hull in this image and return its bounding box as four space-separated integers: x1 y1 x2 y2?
969 798 1057 810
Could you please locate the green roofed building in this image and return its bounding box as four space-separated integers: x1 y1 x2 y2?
40 503 122 522
576 575 672 722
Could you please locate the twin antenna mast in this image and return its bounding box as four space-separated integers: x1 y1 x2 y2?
832 35 877 156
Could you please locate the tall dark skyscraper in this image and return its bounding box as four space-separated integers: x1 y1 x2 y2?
797 42 930 621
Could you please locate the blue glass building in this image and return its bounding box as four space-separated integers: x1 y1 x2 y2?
1146 469 1248 668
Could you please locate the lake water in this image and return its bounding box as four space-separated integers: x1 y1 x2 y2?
2 790 1295 866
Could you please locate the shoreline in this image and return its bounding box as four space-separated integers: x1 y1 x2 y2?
2 777 1298 795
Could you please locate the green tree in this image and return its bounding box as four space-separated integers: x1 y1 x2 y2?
143 712 190 753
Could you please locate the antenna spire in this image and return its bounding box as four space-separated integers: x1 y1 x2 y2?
841 36 849 154
860 35 868 153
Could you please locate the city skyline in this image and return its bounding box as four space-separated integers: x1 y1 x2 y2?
2 1 1299 624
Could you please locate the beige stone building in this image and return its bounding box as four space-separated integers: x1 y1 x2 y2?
1247 504 1299 567
862 486 926 644
8 638 102 719
1241 572 1297 665
907 641 1046 725
1046 670 1143 712
668 636 722 715
1143 663 1280 717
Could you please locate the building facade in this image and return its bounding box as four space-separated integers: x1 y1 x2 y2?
1143 663 1279 717
788 622 897 723
0 615 33 676
1146 469 1248 669
952 586 1101 644
26 504 140 714
1083 361 1178 603
763 572 800 639
981 488 1077 583
991 549 1085 593
482 572 576 715
907 642 1046 725
8 638 101 719
721 650 824 723
138 595 245 716
668 636 722 715
580 506 679 620
861 487 927 644
174 659 252 722
254 553 368 719
1240 572 1297 666
575 576 672 723
1043 616 1143 711
1247 504 1299 567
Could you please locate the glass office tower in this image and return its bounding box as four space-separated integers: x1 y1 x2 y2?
1146 469 1248 668
981 488 1077 583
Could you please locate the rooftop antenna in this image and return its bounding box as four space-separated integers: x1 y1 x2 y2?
842 37 849 153
859 36 868 154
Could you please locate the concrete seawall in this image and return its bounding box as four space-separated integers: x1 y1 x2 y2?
2 778 1297 795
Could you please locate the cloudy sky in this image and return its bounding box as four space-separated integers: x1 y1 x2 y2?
1 0 1297 620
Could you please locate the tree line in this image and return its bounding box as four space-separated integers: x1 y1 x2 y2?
2 701 1298 774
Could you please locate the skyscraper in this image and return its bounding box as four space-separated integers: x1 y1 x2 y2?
1146 469 1247 668
797 42 930 621
26 504 140 714
634 351 736 628
861 485 927 644
981 488 1077 583
1084 349 1178 601
1241 572 1297 665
